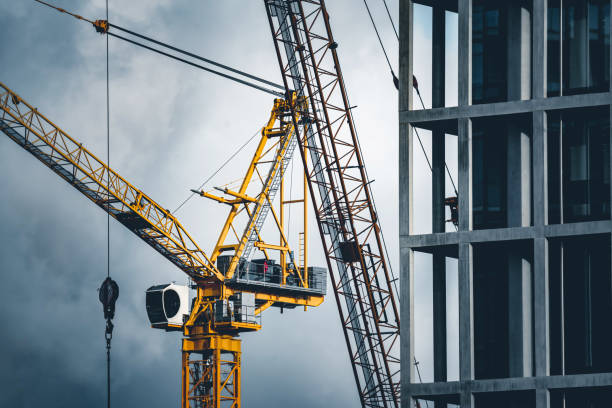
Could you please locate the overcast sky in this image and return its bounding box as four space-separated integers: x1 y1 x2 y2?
0 1 459 406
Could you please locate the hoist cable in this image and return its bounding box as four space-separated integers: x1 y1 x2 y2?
108 23 284 91
360 0 460 196
414 357 430 408
32 0 284 97
414 93 458 196
105 3 110 281
362 0 398 83
107 32 284 97
33 0 94 24
380 0 399 40
105 1 112 406
173 127 263 214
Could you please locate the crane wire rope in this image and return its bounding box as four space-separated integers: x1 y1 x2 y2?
104 2 112 408
107 23 283 91
172 128 262 214
362 0 398 85
380 0 399 40
362 0 459 196
32 0 284 97
105 32 283 97
360 0 461 391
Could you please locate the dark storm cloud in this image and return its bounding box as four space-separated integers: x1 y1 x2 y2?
0 1 432 407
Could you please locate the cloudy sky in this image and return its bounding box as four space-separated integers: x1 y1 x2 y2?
0 1 459 406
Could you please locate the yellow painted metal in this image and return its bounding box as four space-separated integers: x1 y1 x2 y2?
182 336 241 408
0 82 323 408
199 96 308 281
0 82 223 282
254 242 289 251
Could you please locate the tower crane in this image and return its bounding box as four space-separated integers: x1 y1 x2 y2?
6 0 401 407
0 83 325 407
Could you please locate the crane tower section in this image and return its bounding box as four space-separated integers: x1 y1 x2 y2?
265 1 401 407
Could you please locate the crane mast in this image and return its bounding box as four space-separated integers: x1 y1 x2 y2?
265 1 401 406
5 0 401 405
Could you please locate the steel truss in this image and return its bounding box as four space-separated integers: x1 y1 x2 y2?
183 336 241 408
0 82 220 281
264 1 401 407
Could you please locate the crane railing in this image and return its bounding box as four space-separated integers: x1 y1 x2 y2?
0 82 222 282
265 1 401 407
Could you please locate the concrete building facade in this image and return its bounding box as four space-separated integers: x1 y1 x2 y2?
400 1 612 407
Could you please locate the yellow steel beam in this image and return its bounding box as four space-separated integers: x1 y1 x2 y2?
0 82 223 282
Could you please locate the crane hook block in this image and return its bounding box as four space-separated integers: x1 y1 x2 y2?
99 277 119 320
93 19 109 34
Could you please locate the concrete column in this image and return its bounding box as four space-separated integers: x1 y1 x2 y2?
432 6 446 110
399 1 414 406
536 388 551 408
459 0 472 107
507 123 532 227
534 237 550 379
507 1 532 101
458 118 472 231
433 254 447 384
432 10 447 405
533 111 548 227
432 4 446 233
458 0 472 233
459 242 474 408
533 0 548 99
507 245 533 378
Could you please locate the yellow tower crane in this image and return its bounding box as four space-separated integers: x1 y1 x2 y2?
0 82 324 407
11 0 403 407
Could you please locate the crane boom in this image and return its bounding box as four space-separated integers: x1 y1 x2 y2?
0 82 222 282
265 1 401 407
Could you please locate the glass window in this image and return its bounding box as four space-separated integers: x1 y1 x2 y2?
548 0 610 96
473 120 507 229
473 244 509 380
563 236 612 374
473 2 508 104
548 0 562 96
547 107 610 223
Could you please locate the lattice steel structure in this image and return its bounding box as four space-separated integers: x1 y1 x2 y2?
265 1 401 407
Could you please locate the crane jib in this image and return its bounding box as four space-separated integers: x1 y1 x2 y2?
265 1 401 406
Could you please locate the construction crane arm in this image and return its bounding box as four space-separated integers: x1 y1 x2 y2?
0 82 223 282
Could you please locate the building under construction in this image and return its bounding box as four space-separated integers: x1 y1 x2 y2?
401 1 612 407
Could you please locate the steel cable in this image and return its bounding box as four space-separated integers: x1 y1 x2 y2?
173 127 262 214
107 32 284 97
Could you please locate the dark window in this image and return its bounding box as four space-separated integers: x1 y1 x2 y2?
473 121 507 229
548 0 562 96
563 236 612 374
549 236 612 376
551 386 612 408
474 245 509 379
146 291 165 324
475 391 535 408
548 107 610 223
163 289 181 318
548 0 610 96
473 1 508 104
